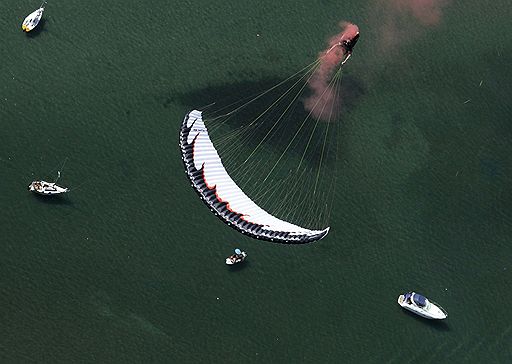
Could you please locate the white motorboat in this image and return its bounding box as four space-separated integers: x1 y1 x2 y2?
225 248 247 265
22 2 46 32
398 292 447 320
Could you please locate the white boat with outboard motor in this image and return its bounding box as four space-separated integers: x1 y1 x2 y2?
225 248 247 265
22 1 46 32
28 171 69 196
398 291 447 320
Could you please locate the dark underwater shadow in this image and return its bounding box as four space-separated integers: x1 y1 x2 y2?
400 308 451 332
173 75 365 124
25 18 47 38
32 192 74 206
339 75 366 112
172 75 365 167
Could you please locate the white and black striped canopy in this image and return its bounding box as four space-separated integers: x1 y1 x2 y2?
179 110 329 244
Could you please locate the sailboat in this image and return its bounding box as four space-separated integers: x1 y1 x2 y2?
22 1 47 32
28 159 69 196
28 171 69 195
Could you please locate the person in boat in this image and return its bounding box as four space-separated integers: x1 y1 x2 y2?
234 248 244 260
229 255 240 262
404 292 412 304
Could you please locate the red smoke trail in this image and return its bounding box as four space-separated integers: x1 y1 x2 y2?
374 0 449 54
305 22 359 121
392 0 448 26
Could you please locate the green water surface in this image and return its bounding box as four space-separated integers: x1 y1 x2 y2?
1 0 511 362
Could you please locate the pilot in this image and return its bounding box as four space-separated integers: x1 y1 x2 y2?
339 33 360 65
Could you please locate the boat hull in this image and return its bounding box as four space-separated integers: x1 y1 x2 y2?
28 181 69 195
225 252 247 265
398 293 447 320
22 8 44 32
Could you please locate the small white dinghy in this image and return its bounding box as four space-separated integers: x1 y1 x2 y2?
22 2 46 32
398 292 447 320
28 171 69 196
225 248 247 265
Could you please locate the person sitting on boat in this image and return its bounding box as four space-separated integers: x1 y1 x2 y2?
404 292 412 304
234 248 243 259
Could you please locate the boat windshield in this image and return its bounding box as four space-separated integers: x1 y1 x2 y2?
413 294 427 307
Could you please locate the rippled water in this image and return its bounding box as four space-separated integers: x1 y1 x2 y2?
1 0 511 362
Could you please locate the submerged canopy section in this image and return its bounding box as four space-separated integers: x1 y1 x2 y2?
179 110 330 244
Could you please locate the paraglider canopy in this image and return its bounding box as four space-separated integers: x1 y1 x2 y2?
179 110 330 244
